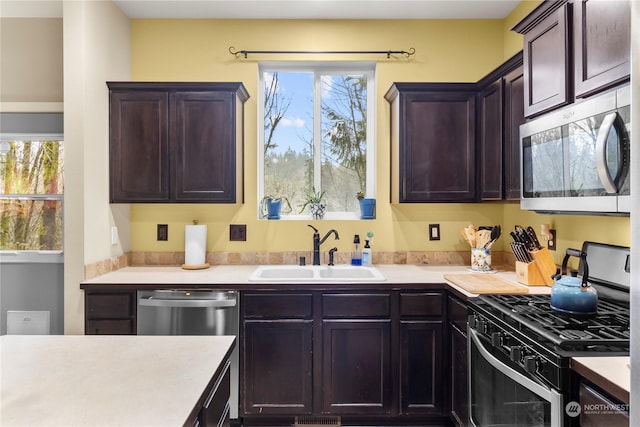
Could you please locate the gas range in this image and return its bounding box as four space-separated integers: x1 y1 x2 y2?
467 242 630 427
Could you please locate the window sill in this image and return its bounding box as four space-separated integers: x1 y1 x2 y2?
0 251 63 264
260 212 373 221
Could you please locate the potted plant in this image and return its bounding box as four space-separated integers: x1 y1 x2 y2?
299 188 326 219
357 191 376 219
261 195 292 220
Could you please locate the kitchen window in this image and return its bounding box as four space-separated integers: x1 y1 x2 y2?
0 138 64 254
258 62 375 219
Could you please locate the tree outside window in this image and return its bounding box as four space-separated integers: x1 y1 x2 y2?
260 64 375 218
0 140 64 251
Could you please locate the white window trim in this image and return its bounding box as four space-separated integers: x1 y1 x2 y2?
257 62 376 220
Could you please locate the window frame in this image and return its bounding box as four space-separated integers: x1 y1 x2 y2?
0 134 64 260
257 61 376 220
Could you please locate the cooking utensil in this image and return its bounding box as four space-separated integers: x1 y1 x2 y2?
550 248 598 315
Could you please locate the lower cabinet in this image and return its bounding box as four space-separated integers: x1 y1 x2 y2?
84 290 136 335
240 290 449 424
198 361 232 427
579 381 629 427
447 295 469 427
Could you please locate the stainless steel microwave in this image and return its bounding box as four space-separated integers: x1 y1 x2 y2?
519 85 630 215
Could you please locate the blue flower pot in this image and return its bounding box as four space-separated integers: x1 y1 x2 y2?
264 198 282 219
359 198 376 219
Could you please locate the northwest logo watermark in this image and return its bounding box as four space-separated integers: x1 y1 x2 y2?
565 401 629 417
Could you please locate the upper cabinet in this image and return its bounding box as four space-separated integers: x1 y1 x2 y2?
477 53 525 201
514 0 630 118
385 83 477 203
108 82 249 203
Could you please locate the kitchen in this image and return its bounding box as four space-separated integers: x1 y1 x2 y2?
0 0 638 426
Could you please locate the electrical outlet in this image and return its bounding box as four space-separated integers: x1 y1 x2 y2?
157 224 168 241
230 224 247 241
548 229 557 251
429 224 440 241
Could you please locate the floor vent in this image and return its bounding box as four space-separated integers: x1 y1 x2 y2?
294 416 341 427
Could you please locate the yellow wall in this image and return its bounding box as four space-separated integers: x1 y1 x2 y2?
129 13 630 262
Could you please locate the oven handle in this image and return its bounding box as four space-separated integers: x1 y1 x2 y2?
139 297 236 308
468 328 564 426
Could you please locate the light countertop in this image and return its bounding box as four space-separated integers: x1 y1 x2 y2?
81 264 552 297
1 335 235 427
571 356 630 404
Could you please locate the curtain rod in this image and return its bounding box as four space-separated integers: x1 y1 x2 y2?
229 46 415 59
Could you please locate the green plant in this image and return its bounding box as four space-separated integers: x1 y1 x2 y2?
299 187 326 214
356 191 365 201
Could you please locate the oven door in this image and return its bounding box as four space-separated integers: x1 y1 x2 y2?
468 328 564 427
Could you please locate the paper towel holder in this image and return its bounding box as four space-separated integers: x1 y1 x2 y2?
182 220 211 270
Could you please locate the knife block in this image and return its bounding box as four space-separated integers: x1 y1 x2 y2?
515 248 556 286
515 261 548 286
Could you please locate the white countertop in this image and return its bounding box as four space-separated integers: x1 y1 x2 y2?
571 356 631 403
81 264 552 296
1 335 235 427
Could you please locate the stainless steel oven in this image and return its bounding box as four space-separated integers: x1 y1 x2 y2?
468 242 630 427
137 289 239 420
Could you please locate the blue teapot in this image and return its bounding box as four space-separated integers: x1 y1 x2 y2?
550 248 598 315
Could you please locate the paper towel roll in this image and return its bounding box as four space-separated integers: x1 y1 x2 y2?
184 224 207 266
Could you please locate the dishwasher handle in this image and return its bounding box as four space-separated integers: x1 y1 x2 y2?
139 296 237 308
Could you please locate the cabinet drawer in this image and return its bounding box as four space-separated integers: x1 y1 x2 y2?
399 292 444 317
86 292 134 318
243 293 313 318
448 295 469 331
86 319 134 335
322 293 390 317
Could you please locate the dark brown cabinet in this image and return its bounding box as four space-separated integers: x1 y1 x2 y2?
385 83 477 203
84 290 136 334
514 0 630 117
108 82 249 203
447 295 469 427
399 292 444 416
321 293 392 415
516 2 570 117
241 293 314 415
476 53 524 201
199 361 232 427
503 65 525 200
240 290 448 424
477 79 503 200
573 0 631 98
579 381 629 427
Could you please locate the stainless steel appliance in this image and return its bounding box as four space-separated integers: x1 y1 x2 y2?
520 85 631 215
468 242 630 426
137 289 239 419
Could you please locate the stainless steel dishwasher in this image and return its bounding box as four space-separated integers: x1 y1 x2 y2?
137 289 239 419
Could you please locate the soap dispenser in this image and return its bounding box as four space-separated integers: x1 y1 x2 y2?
351 234 362 265
362 240 372 266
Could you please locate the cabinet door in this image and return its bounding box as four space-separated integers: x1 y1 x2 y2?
242 320 313 415
172 91 238 202
522 4 570 117
579 381 629 427
109 90 169 202
478 79 503 200
322 319 392 414
396 89 476 202
400 320 443 415
573 0 631 98
503 65 525 200
449 323 468 426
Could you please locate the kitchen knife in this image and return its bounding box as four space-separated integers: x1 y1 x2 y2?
526 226 543 250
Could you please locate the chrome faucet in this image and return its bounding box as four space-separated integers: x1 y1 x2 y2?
308 225 339 265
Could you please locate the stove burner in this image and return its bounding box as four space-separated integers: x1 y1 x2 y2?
559 329 593 340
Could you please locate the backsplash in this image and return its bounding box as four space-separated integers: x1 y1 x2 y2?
84 251 508 280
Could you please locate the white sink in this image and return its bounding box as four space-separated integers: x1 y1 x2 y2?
249 265 386 282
